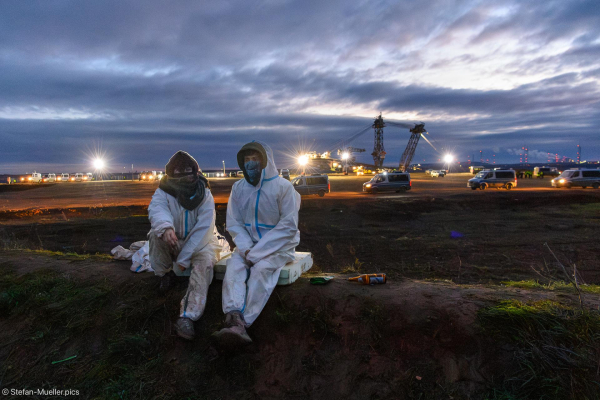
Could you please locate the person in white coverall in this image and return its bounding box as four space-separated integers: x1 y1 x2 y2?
148 150 219 340
212 141 300 346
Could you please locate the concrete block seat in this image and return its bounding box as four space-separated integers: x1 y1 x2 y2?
214 251 313 286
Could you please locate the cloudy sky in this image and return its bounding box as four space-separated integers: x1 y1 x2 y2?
1 0 599 173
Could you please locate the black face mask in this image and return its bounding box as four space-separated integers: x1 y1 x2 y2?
159 174 206 210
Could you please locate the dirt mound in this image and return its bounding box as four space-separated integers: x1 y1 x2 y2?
1 251 598 399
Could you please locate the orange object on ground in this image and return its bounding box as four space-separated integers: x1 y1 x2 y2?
348 273 387 284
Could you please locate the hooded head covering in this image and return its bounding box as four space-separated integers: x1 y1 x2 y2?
237 141 278 186
159 151 209 210
166 151 199 178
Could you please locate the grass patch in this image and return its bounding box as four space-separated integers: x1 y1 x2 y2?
478 300 600 399
18 248 113 261
503 280 600 295
340 257 364 274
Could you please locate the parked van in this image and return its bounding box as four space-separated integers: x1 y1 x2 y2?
431 170 446 178
291 174 330 197
29 172 42 183
60 173 69 182
47 173 56 182
468 169 517 190
74 173 84 182
363 172 411 193
281 169 290 180
551 169 600 189
533 166 559 178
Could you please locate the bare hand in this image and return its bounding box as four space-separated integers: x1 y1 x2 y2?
178 263 187 271
163 228 178 249
244 249 254 267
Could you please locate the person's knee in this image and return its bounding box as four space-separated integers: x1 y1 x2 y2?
191 248 217 268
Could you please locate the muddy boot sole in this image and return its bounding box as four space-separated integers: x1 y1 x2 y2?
174 325 195 340
211 328 252 348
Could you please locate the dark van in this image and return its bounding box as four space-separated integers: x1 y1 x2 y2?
291 174 330 197
363 172 411 193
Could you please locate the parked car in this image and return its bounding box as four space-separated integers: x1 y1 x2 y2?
468 169 517 190
551 169 600 189
533 166 560 179
281 169 290 180
431 170 446 177
363 172 411 193
291 174 330 197
140 171 159 181
229 171 238 177
425 169 434 175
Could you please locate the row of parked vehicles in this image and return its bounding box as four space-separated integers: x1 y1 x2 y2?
20 172 93 183
467 168 600 190
299 168 600 196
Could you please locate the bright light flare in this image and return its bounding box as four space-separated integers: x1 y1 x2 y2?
93 158 105 170
341 152 350 160
298 155 309 166
443 154 454 163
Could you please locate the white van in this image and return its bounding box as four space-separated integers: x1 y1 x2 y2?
60 173 69 182
74 173 84 182
47 173 56 182
551 169 600 189
468 169 517 190
29 172 42 183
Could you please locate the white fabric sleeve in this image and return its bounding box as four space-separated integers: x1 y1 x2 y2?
148 189 175 237
246 183 300 264
176 190 216 268
226 185 255 255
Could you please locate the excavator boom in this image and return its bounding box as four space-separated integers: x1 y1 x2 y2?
399 124 426 172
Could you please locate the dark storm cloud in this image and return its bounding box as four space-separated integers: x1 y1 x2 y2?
1 0 599 173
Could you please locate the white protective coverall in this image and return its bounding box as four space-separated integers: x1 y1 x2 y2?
148 186 219 321
223 141 301 326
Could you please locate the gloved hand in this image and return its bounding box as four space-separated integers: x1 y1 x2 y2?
163 228 178 251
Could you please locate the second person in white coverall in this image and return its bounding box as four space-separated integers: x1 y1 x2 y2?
148 151 221 340
212 141 301 345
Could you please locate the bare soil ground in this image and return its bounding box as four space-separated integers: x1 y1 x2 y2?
1 179 599 399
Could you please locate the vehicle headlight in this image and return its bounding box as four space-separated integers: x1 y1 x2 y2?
559 179 565 183
365 183 371 188
28 177 32 181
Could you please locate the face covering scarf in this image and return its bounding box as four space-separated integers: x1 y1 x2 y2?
159 174 207 210
245 160 262 186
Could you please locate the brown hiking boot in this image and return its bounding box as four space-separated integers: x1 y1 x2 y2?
174 317 195 340
211 311 252 347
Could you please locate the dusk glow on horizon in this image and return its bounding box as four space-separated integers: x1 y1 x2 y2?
1 0 599 172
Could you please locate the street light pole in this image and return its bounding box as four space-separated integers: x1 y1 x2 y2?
222 160 225 177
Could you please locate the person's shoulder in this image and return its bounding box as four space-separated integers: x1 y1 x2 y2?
277 176 294 189
231 178 249 192
152 187 168 197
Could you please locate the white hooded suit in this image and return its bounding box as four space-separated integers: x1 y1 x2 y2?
148 186 219 321
223 141 301 325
